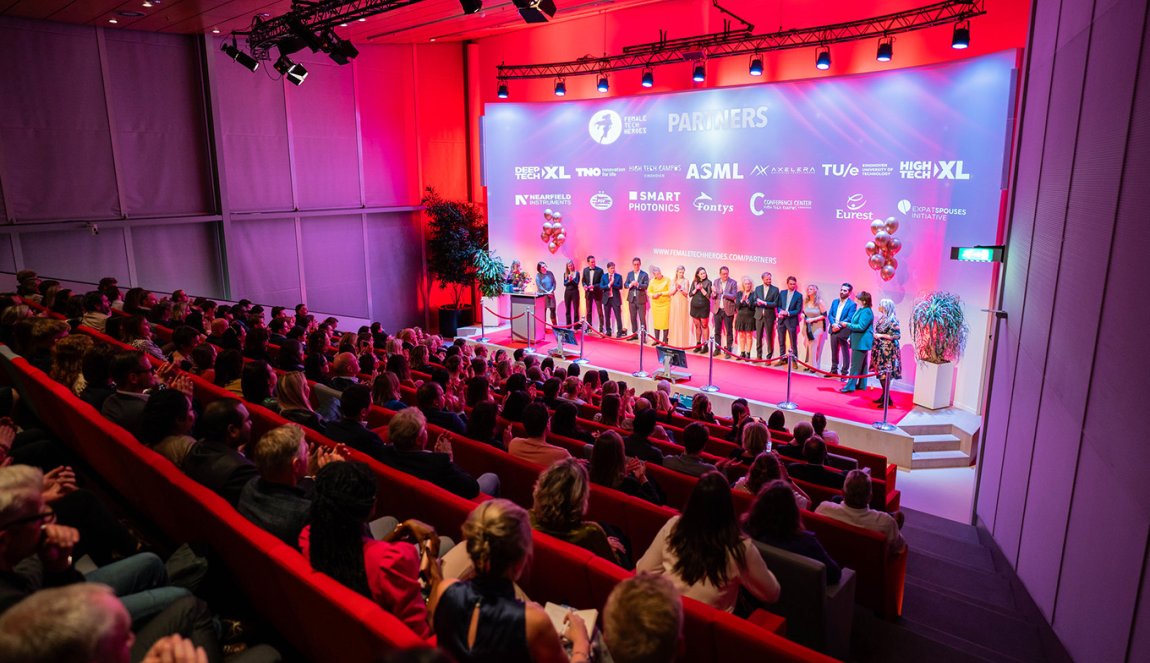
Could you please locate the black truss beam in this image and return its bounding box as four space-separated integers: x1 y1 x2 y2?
244 0 428 59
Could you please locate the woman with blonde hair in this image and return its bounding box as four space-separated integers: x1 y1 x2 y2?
431 499 591 662
531 458 627 566
50 334 94 394
648 266 671 343
801 284 828 372
734 277 756 360
668 265 692 347
871 297 902 408
277 371 325 432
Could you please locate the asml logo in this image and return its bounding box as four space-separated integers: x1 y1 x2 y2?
693 193 734 215
589 110 623 145
686 163 743 180
899 160 971 180
514 166 571 180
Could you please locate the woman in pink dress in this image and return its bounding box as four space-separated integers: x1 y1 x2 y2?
668 265 692 347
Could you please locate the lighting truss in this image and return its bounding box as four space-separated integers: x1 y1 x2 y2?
496 0 984 80
245 0 428 60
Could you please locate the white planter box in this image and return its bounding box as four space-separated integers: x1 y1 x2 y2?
913 360 956 409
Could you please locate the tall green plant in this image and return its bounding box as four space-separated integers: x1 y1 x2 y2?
911 292 969 364
423 187 487 309
473 247 508 299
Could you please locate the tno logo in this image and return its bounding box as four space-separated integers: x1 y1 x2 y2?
589 110 623 145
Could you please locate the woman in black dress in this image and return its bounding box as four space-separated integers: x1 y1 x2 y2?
734 277 756 360
689 267 712 352
562 259 581 326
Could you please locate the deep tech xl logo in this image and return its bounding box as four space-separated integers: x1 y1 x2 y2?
514 166 571 180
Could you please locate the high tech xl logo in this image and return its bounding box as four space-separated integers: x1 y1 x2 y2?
899 160 971 180
589 110 623 145
686 163 744 180
693 193 734 215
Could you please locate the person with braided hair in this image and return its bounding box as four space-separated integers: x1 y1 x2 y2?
299 461 440 638
430 499 591 663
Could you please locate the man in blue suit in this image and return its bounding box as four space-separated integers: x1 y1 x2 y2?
624 257 649 336
840 291 874 393
826 283 857 378
601 261 625 337
752 272 780 360
776 276 803 359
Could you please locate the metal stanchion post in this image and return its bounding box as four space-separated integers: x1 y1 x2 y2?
574 318 589 365
777 352 798 410
477 309 489 343
873 370 897 431
526 312 537 355
701 338 719 393
632 326 649 378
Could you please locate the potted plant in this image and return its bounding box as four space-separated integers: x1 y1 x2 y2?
910 291 969 409
423 187 487 337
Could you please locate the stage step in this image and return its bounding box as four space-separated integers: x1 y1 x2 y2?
912 433 962 452
911 449 972 469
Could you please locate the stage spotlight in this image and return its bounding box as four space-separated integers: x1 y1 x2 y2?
597 75 609 93
692 63 705 82
815 46 831 70
641 69 654 87
287 16 324 52
221 41 259 72
877 38 893 62
554 78 566 96
513 0 556 24
319 30 359 65
497 81 509 98
459 0 483 13
274 54 308 86
749 56 763 76
952 21 970 49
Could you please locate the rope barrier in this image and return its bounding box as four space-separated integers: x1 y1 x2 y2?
483 307 526 321
647 336 705 352
714 345 789 365
792 356 880 380
531 314 580 331
585 327 640 342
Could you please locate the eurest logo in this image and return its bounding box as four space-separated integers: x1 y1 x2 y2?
686 163 743 180
834 193 874 220
899 160 971 180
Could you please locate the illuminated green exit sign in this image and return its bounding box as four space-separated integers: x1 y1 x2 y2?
951 246 1004 263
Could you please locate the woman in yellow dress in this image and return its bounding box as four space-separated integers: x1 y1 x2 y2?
648 265 671 343
668 265 692 348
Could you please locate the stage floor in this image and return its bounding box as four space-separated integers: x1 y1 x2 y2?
483 329 913 426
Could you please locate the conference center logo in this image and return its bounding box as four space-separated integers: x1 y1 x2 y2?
686 163 744 180
628 190 681 212
899 160 971 180
693 192 734 215
590 192 614 211
750 164 817 176
835 193 875 220
515 193 572 207
748 193 813 215
514 166 571 180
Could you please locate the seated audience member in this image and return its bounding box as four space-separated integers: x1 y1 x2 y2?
724 400 750 442
301 461 438 638
500 390 531 424
589 431 664 506
636 472 780 613
372 371 408 411
188 343 217 382
275 339 306 372
725 420 771 467
213 349 245 396
383 408 496 499
100 351 157 434
550 400 595 445
181 399 258 505
767 410 789 436
276 371 326 433
324 385 388 460
811 412 841 446
416 382 466 436
594 393 624 427
507 403 571 467
430 499 591 663
464 376 492 408
601 574 684 663
239 424 341 548
744 481 841 584
624 407 665 466
466 400 504 449
734 452 811 510
153 435 195 469
816 470 906 554
0 584 223 663
689 393 717 423
329 352 361 392
24 319 69 374
205 318 229 347
121 315 164 361
169 325 203 367
243 326 272 362
663 422 718 477
78 345 117 410
80 291 111 332
137 389 196 448
49 334 94 395
774 421 814 461
786 436 846 489
242 360 280 412
557 376 586 405
531 458 629 568
268 317 289 346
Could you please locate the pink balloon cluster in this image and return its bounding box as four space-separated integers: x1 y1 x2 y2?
865 216 903 282
539 209 566 254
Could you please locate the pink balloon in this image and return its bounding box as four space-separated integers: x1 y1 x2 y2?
548 241 559 254
868 254 884 270
539 232 548 242
885 256 899 269
869 219 885 236
880 265 896 281
889 237 903 254
864 241 878 257
874 231 891 247
884 217 900 234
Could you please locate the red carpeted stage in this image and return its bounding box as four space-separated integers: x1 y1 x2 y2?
481 328 913 426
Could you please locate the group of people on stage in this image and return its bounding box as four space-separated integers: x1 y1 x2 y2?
523 255 904 407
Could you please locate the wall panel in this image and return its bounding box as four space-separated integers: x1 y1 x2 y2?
365 212 423 331
288 55 362 210
229 217 302 306
19 228 130 285
130 223 224 299
300 214 369 318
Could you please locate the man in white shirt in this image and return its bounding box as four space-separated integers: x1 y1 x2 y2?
815 469 906 555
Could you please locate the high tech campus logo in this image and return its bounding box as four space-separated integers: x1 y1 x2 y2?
589 110 623 145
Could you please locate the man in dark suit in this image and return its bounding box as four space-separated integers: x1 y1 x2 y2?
581 255 605 331
710 266 738 352
752 272 780 359
323 385 388 461
786 436 846 489
826 282 857 378
601 261 625 337
182 399 258 506
415 382 467 435
380 407 499 499
776 276 803 359
624 256 649 336
100 351 157 435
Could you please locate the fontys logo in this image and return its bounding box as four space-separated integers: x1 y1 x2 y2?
589 110 623 145
590 192 614 211
693 193 734 215
846 193 867 211
897 199 912 215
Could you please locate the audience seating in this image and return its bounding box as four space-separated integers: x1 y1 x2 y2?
753 541 857 658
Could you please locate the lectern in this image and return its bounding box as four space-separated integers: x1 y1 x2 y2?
509 292 547 344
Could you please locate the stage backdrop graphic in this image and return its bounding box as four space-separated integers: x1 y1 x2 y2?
483 50 1016 411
